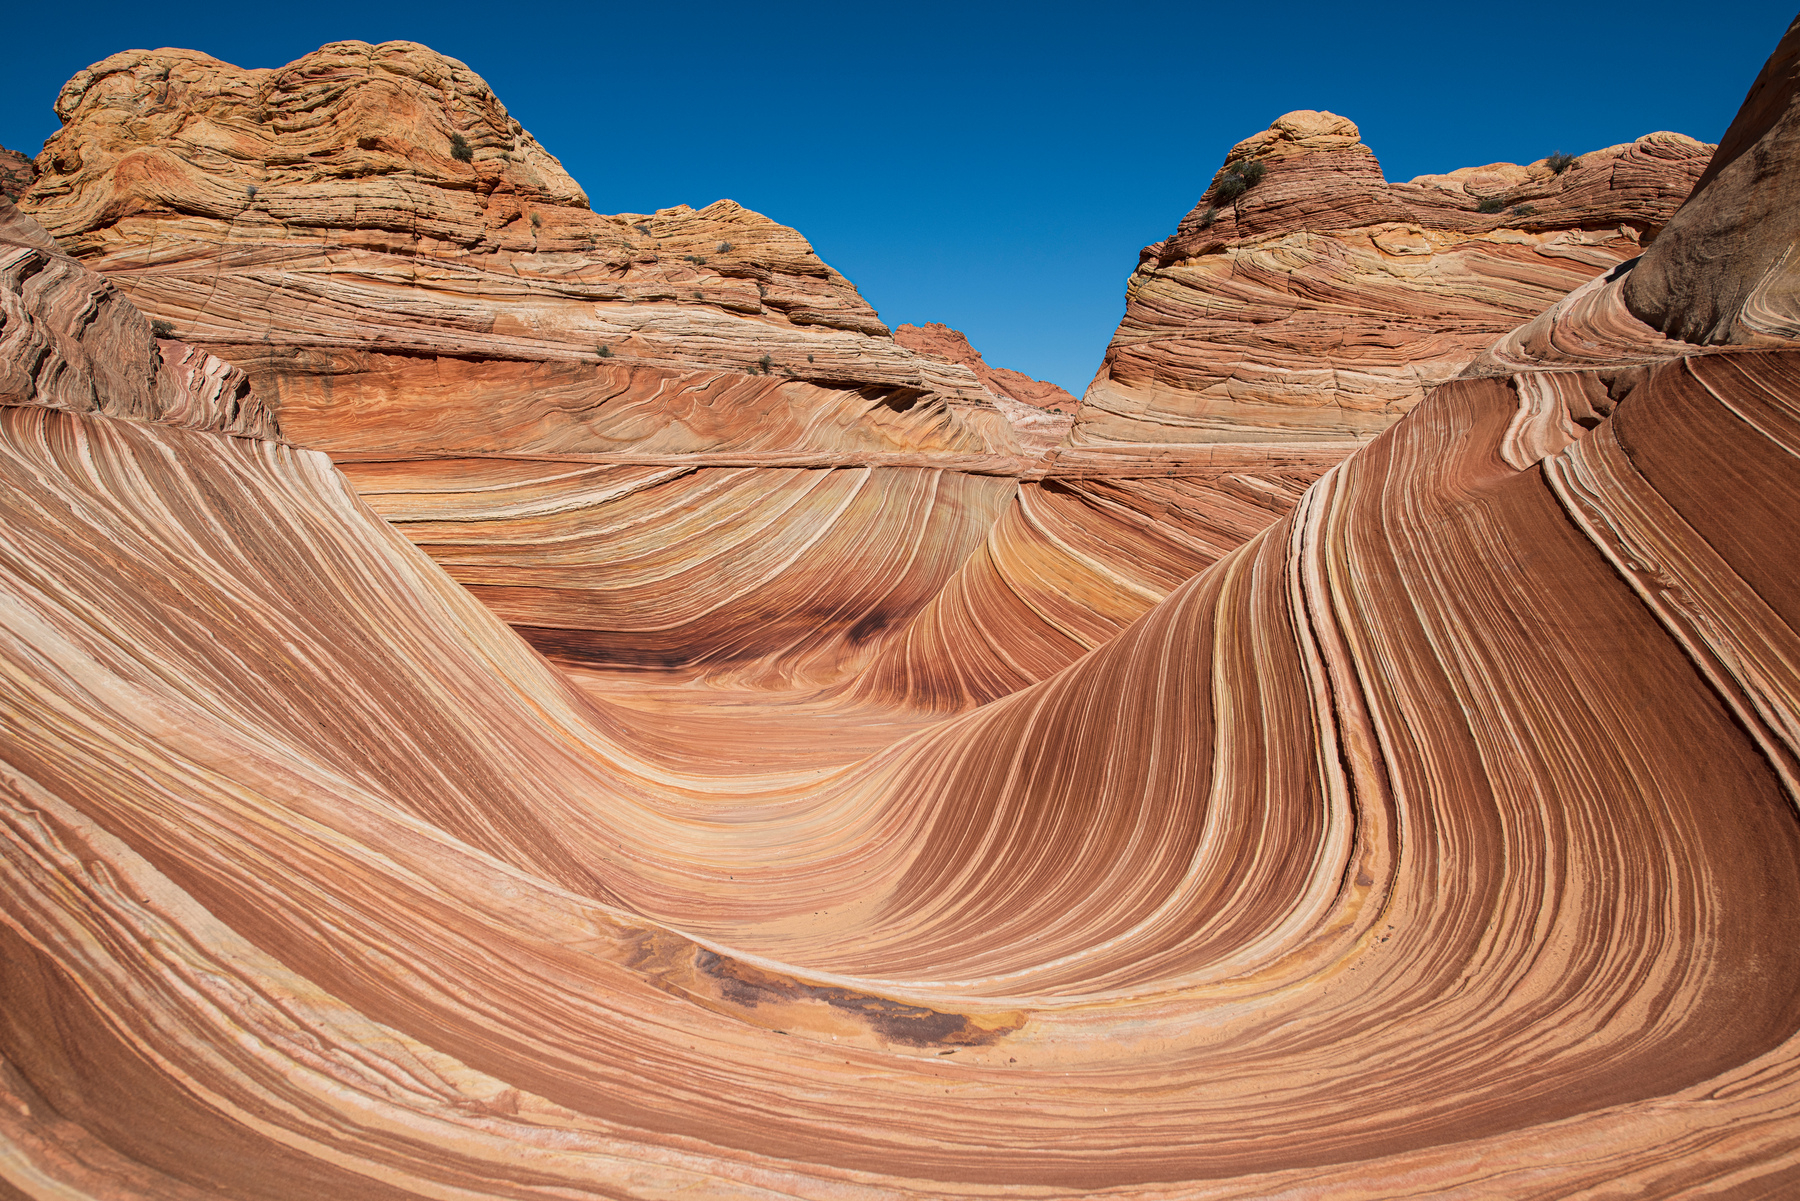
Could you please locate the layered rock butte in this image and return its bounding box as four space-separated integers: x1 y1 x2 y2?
3 19 1800 1198
1079 108 1711 444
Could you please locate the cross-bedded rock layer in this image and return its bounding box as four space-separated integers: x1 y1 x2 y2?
5 18 1800 1197
1077 109 1713 444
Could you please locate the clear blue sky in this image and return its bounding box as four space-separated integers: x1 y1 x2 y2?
4 2 1792 394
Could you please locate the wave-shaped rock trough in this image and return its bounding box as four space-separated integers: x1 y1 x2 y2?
5 18 1800 1197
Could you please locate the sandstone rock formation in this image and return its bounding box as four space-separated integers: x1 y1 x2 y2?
15 41 1069 679
1078 109 1712 444
5 20 1800 1199
19 42 1020 459
894 321 1078 451
894 322 1079 413
12 41 1334 694
1625 14 1800 344
0 146 33 201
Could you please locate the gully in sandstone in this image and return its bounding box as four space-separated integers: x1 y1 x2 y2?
1 15 1799 1199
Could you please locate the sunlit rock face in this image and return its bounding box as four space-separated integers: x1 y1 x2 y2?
1077 108 1712 444
18 41 1020 457
4 18 1800 1199
1625 20 1800 346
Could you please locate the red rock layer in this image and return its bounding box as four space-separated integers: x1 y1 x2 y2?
1077 109 1711 444
5 199 1800 1194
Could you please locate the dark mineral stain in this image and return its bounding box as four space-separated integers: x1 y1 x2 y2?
694 949 1020 1047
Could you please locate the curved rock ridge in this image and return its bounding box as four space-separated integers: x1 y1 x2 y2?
19 41 1023 459
842 442 1351 710
1076 109 1712 445
5 187 1800 1195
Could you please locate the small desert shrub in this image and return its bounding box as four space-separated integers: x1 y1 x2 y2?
1212 158 1267 202
246 184 258 199
716 240 734 253
1545 151 1578 174
758 354 773 373
597 344 612 358
635 223 653 236
529 212 541 229
683 253 708 264
1477 196 1506 213
449 133 474 163
150 319 175 338
807 353 815 363
1196 205 1220 229
1511 204 1537 217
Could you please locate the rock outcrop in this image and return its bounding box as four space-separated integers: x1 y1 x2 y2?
0 146 33 201
1624 15 1800 344
5 22 1800 1200
895 320 1078 452
1078 109 1712 444
19 42 1022 459
893 322 1078 413
1 198 276 439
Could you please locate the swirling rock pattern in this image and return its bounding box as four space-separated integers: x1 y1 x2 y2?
1077 109 1712 444
5 24 1800 1199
